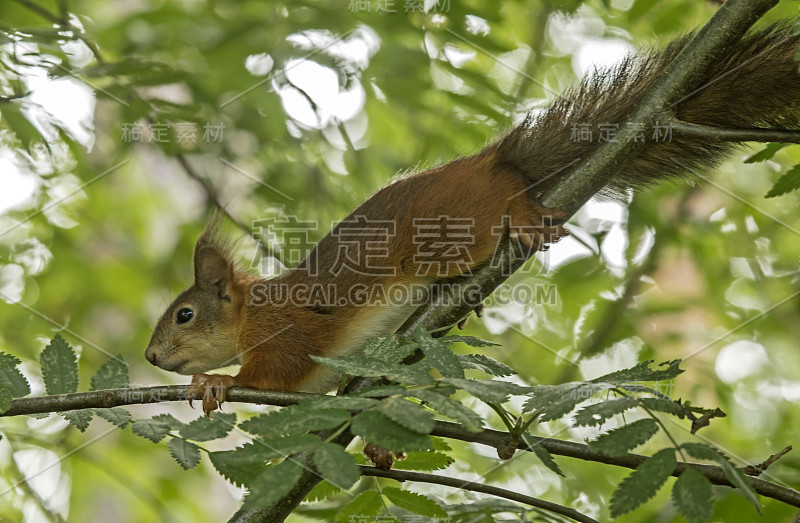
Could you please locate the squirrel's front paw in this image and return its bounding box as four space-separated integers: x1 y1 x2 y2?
188 374 235 415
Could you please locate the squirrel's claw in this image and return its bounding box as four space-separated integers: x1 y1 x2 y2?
188 374 235 416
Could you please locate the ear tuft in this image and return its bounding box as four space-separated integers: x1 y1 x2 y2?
193 216 234 296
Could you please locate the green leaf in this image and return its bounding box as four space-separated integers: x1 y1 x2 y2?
443 378 529 404
240 406 349 437
410 390 483 432
132 413 185 443
334 491 382 523
589 418 659 457
355 385 409 398
672 469 714 523
523 382 613 421
351 410 432 452
383 486 447 518
313 443 360 489
298 396 379 411
90 356 129 390
62 410 92 432
209 445 272 487
376 396 435 434
520 433 564 476
304 480 343 502
179 412 236 441
250 435 321 460
638 397 687 418
168 438 202 470
41 334 79 395
766 164 800 197
681 443 759 512
94 407 132 428
0 384 13 414
610 448 677 517
574 397 639 427
591 360 683 384
442 335 500 348
393 451 454 471
310 355 433 385
0 352 30 398
744 142 787 163
362 335 416 363
457 354 514 376
414 326 464 379
242 459 304 510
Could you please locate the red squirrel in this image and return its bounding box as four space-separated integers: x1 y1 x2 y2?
145 26 800 414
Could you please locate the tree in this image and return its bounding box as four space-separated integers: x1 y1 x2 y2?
0 0 799 522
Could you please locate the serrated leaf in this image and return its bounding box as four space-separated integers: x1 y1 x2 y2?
179 412 236 441
394 451 454 471
298 396 379 411
313 443 360 489
0 385 12 414
41 334 79 395
335 490 382 523
744 142 787 163
410 390 483 432
414 326 464 379
638 397 687 418
355 385 409 398
209 447 268 488
589 418 659 457
240 406 349 437
520 433 564 476
0 352 30 398
362 335 416 363
574 397 638 427
591 360 683 384
766 164 800 198
443 378 529 404
169 438 201 470
90 356 129 390
251 434 320 460
351 410 432 452
94 407 132 428
242 459 304 510
672 469 714 523
442 335 500 348
457 354 514 376
524 382 612 421
681 443 759 512
383 487 447 518
304 479 343 502
310 355 433 385
376 396 435 434
132 413 185 443
62 410 92 431
610 448 677 517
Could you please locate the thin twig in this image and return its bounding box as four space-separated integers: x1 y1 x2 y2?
360 466 600 523
670 119 800 144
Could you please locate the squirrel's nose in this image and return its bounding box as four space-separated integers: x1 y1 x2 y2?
145 347 157 365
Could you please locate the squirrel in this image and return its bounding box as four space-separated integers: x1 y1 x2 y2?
145 25 800 415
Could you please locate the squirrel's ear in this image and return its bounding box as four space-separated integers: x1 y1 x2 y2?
194 244 232 299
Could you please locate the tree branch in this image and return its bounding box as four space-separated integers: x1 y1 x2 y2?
669 119 800 144
359 466 600 523
4 386 800 509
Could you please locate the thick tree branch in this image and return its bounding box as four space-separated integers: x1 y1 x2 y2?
669 119 800 144
359 466 600 523
4 386 800 509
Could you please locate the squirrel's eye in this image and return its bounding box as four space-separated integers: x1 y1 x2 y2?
176 308 194 324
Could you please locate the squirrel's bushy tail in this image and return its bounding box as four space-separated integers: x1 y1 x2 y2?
493 24 800 197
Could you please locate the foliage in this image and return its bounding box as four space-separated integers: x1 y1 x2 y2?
0 0 799 521
0 332 768 521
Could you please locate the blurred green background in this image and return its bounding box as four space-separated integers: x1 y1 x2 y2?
1 0 799 521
